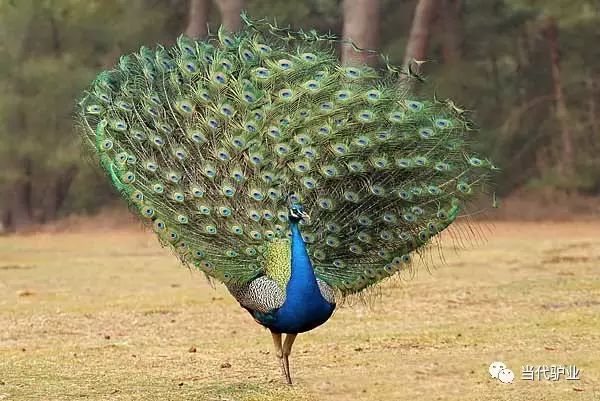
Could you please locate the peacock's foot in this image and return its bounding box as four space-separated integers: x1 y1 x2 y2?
271 331 297 385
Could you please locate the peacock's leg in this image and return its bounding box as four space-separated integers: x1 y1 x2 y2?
271 332 286 380
282 333 297 385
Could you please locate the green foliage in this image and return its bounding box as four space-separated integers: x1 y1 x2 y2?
0 0 182 222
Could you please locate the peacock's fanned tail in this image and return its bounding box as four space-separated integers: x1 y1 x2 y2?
76 14 496 297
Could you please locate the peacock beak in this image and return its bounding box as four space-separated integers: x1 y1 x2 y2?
300 211 310 224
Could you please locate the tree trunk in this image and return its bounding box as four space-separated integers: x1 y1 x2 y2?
404 0 437 68
490 51 502 109
440 0 462 64
542 17 573 175
514 30 529 104
41 166 78 223
216 0 244 32
341 0 380 66
185 0 211 38
4 158 34 232
587 71 598 139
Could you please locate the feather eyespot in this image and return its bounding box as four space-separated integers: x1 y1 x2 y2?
254 67 270 78
318 125 331 136
219 207 232 217
320 102 334 111
398 190 412 200
212 72 227 84
243 92 256 103
191 187 204 198
231 137 245 149
357 215 372 226
403 213 416 223
257 44 271 53
406 100 424 111
250 190 265 201
152 136 165 147
189 131 206 144
277 59 293 70
131 130 146 141
279 89 294 100
241 49 255 61
141 206 155 218
388 111 403 123
419 128 434 139
219 104 234 117
332 143 348 155
304 80 320 91
344 191 359 202
457 182 472 193
217 149 231 161
111 120 127 131
300 53 316 62
435 118 451 128
153 220 165 231
344 67 361 78
121 172 135 184
152 183 164 194
130 190 144 203
100 139 113 151
172 192 185 202
86 104 103 114
325 236 340 247
349 244 363 254
222 186 235 197
366 90 381 101
380 231 393 241
184 61 198 73
173 149 186 161
207 119 219 130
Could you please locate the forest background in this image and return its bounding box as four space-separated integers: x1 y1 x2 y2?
1 0 598 232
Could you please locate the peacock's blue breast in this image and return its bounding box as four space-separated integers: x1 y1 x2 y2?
252 293 335 333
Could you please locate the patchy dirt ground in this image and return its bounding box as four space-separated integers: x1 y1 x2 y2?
0 222 599 401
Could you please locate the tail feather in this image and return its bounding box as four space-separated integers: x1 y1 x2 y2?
75 15 496 295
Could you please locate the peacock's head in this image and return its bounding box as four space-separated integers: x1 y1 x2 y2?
288 203 309 223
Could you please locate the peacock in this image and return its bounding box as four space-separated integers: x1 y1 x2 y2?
76 14 495 384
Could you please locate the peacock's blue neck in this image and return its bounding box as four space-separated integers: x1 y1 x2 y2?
254 221 335 333
287 222 321 298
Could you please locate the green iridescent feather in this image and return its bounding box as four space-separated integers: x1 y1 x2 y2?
76 14 496 296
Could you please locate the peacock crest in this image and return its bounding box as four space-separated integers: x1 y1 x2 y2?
76 14 496 297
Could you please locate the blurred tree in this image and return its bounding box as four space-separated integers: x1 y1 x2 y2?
0 0 182 231
1 0 599 231
216 0 245 31
341 0 380 66
404 0 436 68
542 16 573 175
440 0 462 64
186 0 211 37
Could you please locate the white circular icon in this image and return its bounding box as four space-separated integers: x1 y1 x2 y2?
498 368 515 384
489 361 506 379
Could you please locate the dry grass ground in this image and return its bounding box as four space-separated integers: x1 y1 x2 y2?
0 222 599 401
